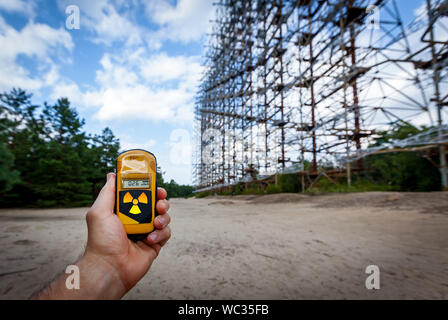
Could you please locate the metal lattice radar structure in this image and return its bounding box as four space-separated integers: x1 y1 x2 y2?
194 0 448 192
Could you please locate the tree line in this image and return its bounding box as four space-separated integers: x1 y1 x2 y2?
0 88 193 207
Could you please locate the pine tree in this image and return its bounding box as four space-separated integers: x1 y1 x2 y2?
0 89 121 207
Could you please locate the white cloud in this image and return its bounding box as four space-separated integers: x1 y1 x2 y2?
144 0 214 44
0 0 208 185
43 64 60 86
50 81 80 100
55 0 214 49
96 84 190 121
0 16 73 92
0 0 35 17
69 50 203 124
169 128 192 165
0 17 73 59
161 159 192 185
49 79 104 109
57 0 142 46
96 54 139 87
140 52 201 83
120 138 156 152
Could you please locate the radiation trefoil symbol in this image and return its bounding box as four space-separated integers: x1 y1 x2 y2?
122 191 148 214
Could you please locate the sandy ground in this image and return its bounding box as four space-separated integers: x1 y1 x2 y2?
0 191 447 299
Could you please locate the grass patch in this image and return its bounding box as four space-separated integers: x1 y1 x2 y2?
194 191 211 198
307 178 397 194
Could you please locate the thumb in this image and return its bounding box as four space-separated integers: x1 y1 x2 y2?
90 173 116 218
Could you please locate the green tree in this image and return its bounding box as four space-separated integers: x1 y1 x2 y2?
0 143 19 193
89 127 120 195
0 89 121 207
0 89 45 204
0 88 192 207
31 98 92 206
364 123 441 191
156 169 194 198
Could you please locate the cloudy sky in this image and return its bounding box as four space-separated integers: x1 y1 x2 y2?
0 0 214 185
0 0 439 184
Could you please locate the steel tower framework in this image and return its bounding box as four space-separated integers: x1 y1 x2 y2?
194 0 448 191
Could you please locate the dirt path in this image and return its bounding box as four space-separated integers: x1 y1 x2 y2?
0 192 447 299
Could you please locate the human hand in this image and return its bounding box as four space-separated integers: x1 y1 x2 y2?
83 172 171 297
32 173 171 300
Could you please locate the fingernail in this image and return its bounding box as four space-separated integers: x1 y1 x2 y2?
157 216 166 227
148 233 158 242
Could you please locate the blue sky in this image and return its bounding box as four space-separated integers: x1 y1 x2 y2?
0 0 213 185
0 0 426 185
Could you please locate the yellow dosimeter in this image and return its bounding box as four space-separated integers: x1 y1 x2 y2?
115 149 158 241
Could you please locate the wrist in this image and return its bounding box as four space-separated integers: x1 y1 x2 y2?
77 251 127 299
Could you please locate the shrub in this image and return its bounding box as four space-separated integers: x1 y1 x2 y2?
265 184 281 194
